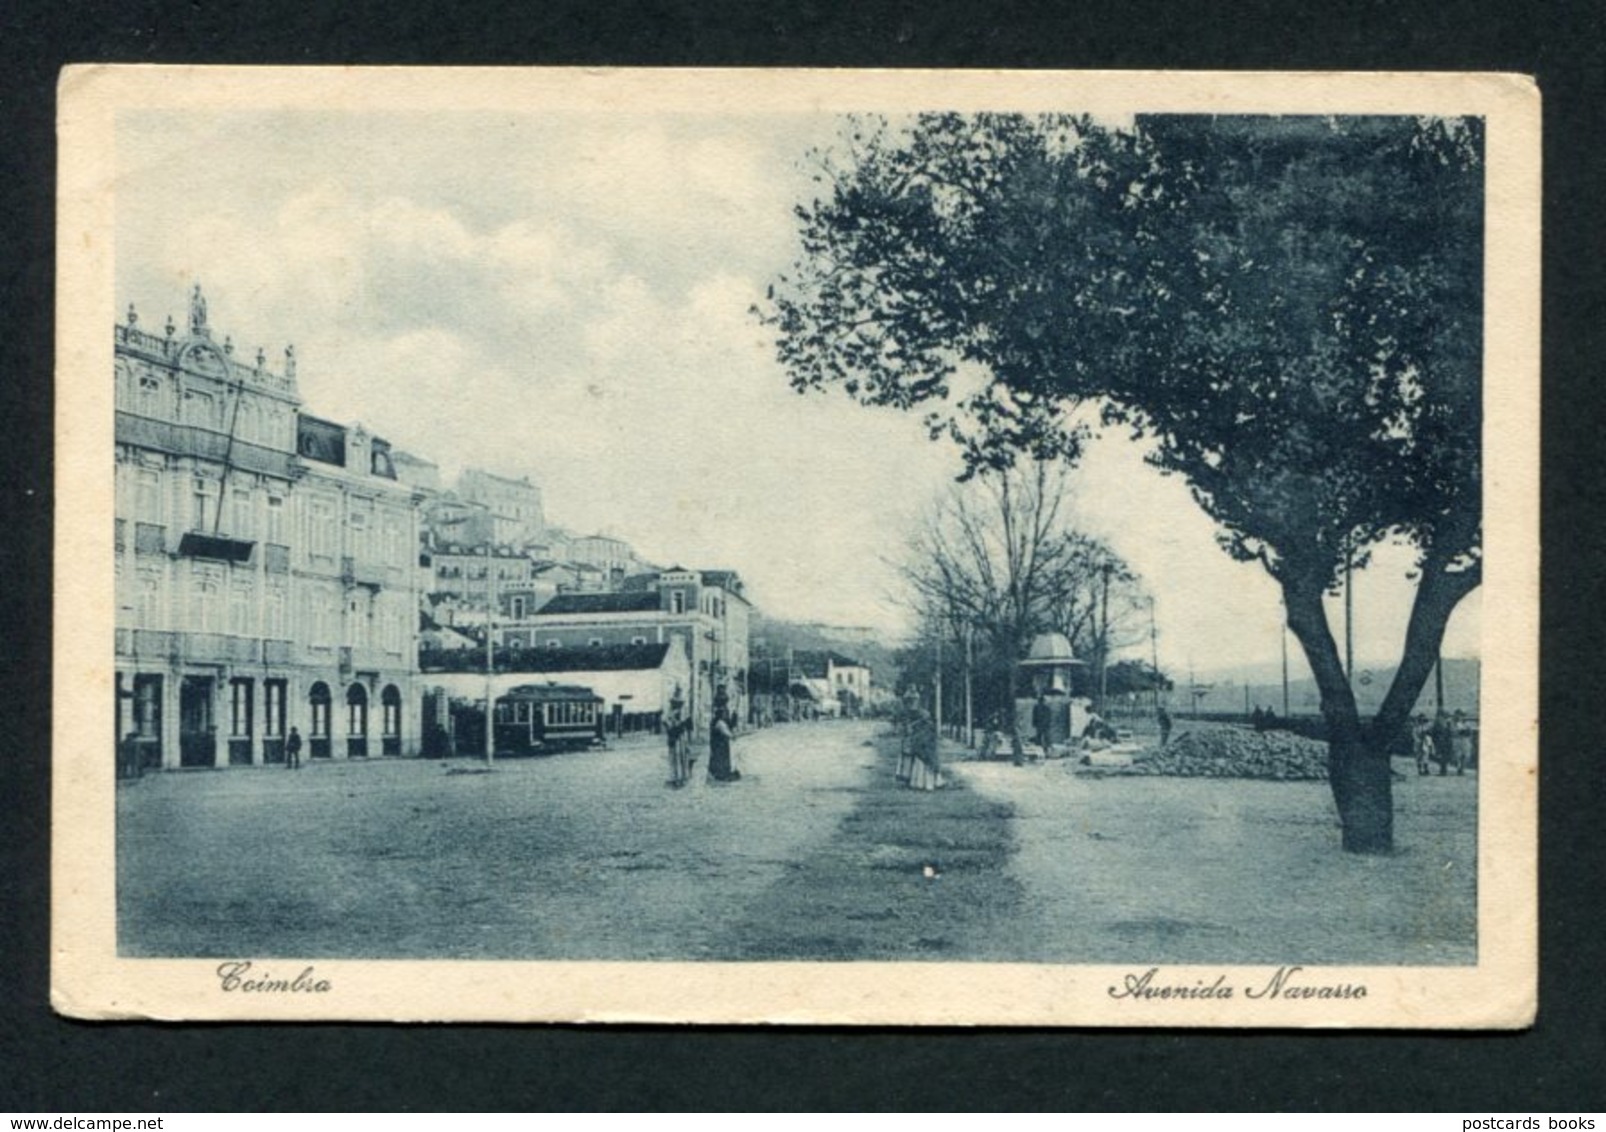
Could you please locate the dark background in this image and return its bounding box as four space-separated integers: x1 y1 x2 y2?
3 0 1601 1112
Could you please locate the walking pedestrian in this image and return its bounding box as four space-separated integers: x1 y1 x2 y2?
286 726 303 770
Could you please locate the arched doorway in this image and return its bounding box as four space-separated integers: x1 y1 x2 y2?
381 684 402 756
346 683 369 757
308 681 332 759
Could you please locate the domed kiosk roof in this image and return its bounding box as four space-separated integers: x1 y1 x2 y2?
1020 632 1083 667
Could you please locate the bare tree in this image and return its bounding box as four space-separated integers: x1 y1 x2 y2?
898 461 1144 737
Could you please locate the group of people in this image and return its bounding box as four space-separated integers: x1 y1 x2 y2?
663 694 742 788
1412 712 1474 776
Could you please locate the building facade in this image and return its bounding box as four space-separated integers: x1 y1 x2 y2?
458 467 545 547
113 287 423 769
421 638 691 739
500 568 750 728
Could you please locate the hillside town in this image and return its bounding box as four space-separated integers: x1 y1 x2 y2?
113 285 892 774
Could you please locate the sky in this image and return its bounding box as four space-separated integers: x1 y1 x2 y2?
113 107 1480 680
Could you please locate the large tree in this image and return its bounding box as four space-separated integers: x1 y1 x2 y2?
763 113 1482 853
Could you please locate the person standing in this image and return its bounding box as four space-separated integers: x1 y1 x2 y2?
1031 694 1052 755
707 708 740 782
1157 705 1173 747
664 693 690 788
118 731 141 780
286 725 303 770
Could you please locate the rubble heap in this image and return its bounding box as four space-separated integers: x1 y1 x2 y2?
1112 728 1331 781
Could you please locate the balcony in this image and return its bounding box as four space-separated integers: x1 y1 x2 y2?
342 555 386 590
179 632 260 665
178 530 255 564
263 639 293 665
128 629 177 658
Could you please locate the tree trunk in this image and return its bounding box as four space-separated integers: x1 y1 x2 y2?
1370 555 1482 752
1283 577 1394 854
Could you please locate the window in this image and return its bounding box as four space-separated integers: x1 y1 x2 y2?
228 579 253 636
510 597 526 619
382 687 402 738
313 586 339 645
265 495 285 544
191 567 220 632
191 477 216 532
308 497 335 558
184 388 215 427
349 504 371 559
136 469 162 524
230 678 253 737
671 591 685 615
138 373 161 396
381 514 402 565
228 489 252 539
309 683 331 738
631 636 646 646
263 680 286 738
588 637 603 648
546 639 560 649
265 583 286 638
136 569 163 629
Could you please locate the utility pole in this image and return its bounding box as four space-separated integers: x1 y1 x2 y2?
963 622 974 748
1281 620 1290 719
1435 651 1446 716
1098 562 1112 715
1149 596 1160 712
484 550 496 766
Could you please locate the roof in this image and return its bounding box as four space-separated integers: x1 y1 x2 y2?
500 683 604 704
503 642 673 673
1021 632 1083 666
791 649 867 678
536 591 661 615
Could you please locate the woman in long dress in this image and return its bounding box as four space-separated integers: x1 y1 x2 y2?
707 709 740 782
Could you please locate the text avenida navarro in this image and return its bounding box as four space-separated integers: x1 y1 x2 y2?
1108 966 1367 1001
216 960 331 993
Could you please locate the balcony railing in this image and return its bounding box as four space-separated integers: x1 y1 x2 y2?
180 632 261 664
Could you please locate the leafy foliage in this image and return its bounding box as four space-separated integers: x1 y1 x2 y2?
763 113 1484 852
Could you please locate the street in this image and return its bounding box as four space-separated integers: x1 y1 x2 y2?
118 719 1476 964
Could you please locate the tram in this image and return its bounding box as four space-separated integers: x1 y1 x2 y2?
492 683 606 755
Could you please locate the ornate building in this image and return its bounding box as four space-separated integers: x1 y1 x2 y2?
113 286 424 769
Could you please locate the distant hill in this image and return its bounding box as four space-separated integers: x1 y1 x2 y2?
749 615 904 690
1177 657 1481 719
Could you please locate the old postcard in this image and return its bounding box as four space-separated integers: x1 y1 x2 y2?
53 66 1539 1025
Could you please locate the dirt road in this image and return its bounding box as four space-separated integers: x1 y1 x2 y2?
119 720 892 959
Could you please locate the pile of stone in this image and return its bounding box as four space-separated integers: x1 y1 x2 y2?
1094 728 1331 781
